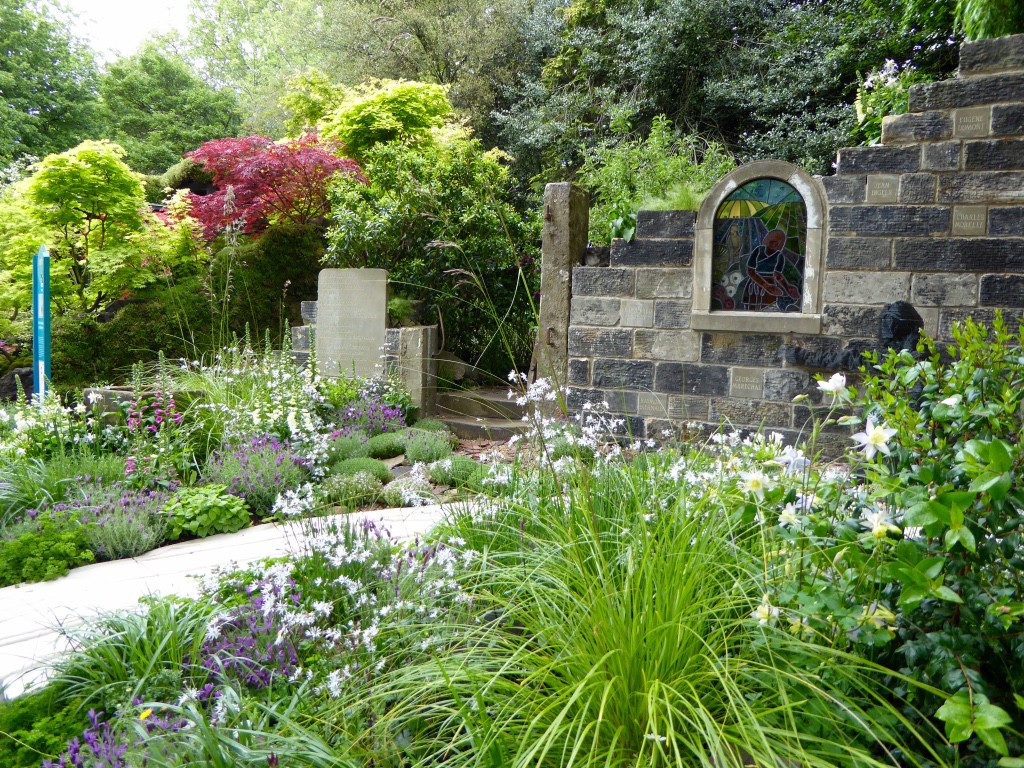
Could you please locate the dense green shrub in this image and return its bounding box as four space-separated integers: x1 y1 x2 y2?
366 432 406 459
326 134 539 378
330 457 392 484
165 485 250 541
0 511 94 586
403 429 453 464
319 472 382 508
0 687 89 768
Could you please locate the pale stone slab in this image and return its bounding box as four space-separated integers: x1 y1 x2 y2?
620 299 655 327
316 268 388 378
866 175 899 203
952 205 988 235
823 271 911 305
638 392 670 418
730 367 765 399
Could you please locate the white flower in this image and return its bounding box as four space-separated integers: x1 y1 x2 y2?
861 509 900 539
851 418 897 460
817 372 848 401
778 504 801 528
740 471 772 499
775 445 811 477
940 394 962 407
751 595 780 625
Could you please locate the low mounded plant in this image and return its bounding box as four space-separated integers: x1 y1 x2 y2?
330 457 392 484
427 455 480 488
381 475 434 508
318 472 382 508
0 509 94 586
366 431 406 459
165 485 250 541
77 483 171 560
326 430 371 462
403 429 452 464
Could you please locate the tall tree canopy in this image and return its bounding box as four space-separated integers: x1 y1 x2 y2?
99 44 243 175
0 0 103 168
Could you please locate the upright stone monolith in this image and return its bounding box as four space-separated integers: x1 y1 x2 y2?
316 269 387 378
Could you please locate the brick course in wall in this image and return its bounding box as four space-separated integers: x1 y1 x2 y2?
561 34 1024 445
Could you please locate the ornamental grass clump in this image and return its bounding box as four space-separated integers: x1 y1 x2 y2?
403 428 452 463
368 438 950 768
427 455 480 487
203 434 308 518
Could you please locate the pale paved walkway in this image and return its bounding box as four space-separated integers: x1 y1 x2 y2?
0 504 455 700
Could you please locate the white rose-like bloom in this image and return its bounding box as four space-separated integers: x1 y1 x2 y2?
851 418 898 460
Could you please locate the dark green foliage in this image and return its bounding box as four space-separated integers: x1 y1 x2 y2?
0 686 88 767
99 44 242 176
330 457 392 484
0 0 102 167
0 511 94 587
403 429 453 464
326 136 539 378
426 455 480 487
366 432 406 459
165 485 250 541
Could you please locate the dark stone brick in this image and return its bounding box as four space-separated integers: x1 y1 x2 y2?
821 175 866 204
939 308 1024 340
300 300 318 324
700 333 784 366
708 399 793 429
636 210 696 239
959 35 1024 77
567 328 632 358
655 362 729 396
568 358 590 386
782 335 847 366
592 359 654 390
572 266 635 297
610 238 693 267
881 111 953 143
826 237 891 270
922 141 961 172
964 139 1024 170
980 275 1024 307
823 305 880 337
899 173 937 203
793 405 856 435
566 387 638 414
836 146 920 175
939 172 1024 203
653 300 692 329
993 105 1024 137
764 369 814 402
909 73 1024 112
644 418 678 440
893 238 1024 271
990 207 1024 235
829 206 951 237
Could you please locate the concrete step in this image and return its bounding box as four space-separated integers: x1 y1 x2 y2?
443 416 528 442
436 388 526 421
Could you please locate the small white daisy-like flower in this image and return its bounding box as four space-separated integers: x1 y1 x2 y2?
739 471 772 499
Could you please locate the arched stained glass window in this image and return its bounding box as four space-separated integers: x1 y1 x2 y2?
710 178 807 313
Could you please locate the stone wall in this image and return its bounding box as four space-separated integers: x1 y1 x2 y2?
562 33 1024 443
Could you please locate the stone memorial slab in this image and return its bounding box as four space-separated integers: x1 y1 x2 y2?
316 269 387 378
952 205 988 235
730 367 765 399
866 175 899 203
620 299 655 327
954 107 990 138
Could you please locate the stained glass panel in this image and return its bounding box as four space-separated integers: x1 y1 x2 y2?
710 178 806 313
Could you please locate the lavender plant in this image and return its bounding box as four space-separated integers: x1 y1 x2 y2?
203 434 309 518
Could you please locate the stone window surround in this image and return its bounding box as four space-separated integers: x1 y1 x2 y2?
692 160 826 334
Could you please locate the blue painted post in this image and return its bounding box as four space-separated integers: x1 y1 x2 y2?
31 245 51 398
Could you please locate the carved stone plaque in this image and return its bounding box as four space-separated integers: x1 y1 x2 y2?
952 205 987 236
866 175 899 203
953 107 989 138
730 367 765 399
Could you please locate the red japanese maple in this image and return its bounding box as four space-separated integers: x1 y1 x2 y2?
184 134 366 239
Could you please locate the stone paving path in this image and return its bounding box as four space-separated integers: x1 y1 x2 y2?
0 504 454 700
